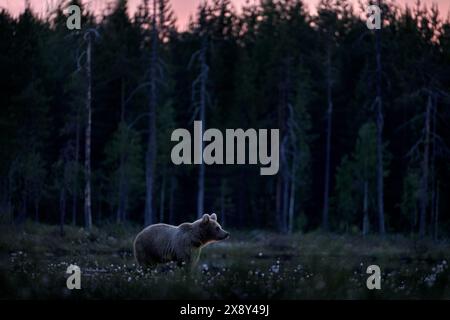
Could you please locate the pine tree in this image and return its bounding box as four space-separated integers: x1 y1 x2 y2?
335 122 379 234
103 123 144 222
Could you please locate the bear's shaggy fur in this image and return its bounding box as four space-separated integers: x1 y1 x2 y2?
133 213 229 268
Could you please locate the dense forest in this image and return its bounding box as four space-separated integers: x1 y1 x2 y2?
0 0 449 238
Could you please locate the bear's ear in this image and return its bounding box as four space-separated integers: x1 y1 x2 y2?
201 214 210 224
210 213 217 221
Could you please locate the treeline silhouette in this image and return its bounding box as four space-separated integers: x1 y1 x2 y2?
0 0 449 238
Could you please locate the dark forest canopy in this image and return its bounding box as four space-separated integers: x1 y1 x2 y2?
0 0 449 238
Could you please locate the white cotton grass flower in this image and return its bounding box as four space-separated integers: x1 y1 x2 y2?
422 260 448 288
424 274 436 287
269 264 280 274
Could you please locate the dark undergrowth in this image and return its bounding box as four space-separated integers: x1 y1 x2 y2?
0 221 449 299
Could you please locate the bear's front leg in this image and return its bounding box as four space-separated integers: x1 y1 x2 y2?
173 246 190 267
175 254 191 270
176 251 199 272
190 248 201 269
185 248 202 272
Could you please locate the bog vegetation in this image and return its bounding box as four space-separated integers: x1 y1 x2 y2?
1 222 449 299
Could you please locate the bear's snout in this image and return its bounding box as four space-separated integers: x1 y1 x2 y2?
220 231 230 240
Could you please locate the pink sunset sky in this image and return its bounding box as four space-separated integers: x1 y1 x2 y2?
0 0 449 29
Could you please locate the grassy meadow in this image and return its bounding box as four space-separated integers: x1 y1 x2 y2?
0 222 449 299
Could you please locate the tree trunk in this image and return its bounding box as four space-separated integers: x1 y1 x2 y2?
281 115 289 232
282 166 289 233
159 171 166 222
18 182 28 224
117 78 126 223
375 24 386 235
97 190 103 222
117 158 126 223
197 140 205 218
434 181 439 241
7 164 14 222
430 96 437 236
277 60 290 233
322 44 333 231
288 153 297 234
72 107 80 226
168 174 176 225
84 32 93 230
279 135 289 233
362 180 369 236
419 94 432 238
117 150 127 223
34 200 39 223
196 36 207 219
220 179 226 228
237 169 245 227
144 1 158 227
276 171 283 231
60 187 66 237
0 182 7 221
123 179 129 222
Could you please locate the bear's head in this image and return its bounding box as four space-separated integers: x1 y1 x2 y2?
192 213 229 246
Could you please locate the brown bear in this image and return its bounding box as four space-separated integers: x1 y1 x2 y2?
133 213 229 269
